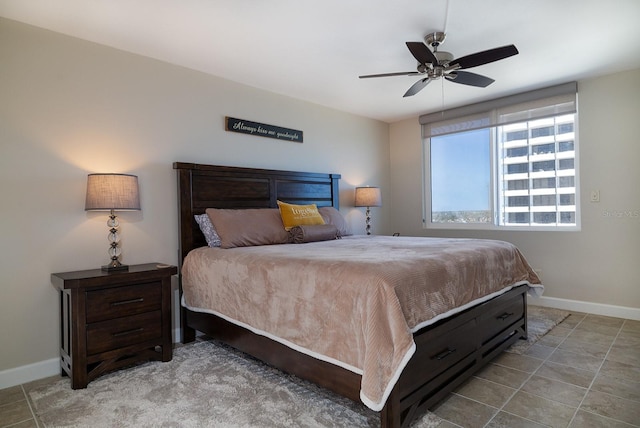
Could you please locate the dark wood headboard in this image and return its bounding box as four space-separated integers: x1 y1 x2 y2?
173 162 341 264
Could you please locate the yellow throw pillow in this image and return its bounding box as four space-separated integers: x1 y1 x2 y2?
277 200 325 231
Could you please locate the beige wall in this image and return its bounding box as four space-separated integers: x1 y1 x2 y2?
390 68 640 311
0 18 390 374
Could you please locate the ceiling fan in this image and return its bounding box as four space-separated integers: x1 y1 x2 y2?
359 32 519 97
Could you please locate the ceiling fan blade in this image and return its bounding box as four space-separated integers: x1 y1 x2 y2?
445 71 495 87
403 78 431 97
451 44 518 69
406 42 438 65
359 71 420 79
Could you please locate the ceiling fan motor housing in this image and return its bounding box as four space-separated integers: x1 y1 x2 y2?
424 52 453 78
434 51 454 66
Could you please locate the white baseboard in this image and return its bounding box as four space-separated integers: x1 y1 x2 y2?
0 358 60 390
529 295 640 321
1 330 185 390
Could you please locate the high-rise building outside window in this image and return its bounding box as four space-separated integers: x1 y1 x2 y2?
498 114 577 227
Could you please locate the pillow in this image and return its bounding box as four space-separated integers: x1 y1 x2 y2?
318 206 352 236
194 213 221 247
289 224 339 244
206 208 290 249
276 201 325 231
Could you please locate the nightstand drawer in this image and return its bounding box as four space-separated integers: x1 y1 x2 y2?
86 310 162 355
86 282 161 323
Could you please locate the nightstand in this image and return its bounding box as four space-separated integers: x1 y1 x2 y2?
51 263 177 389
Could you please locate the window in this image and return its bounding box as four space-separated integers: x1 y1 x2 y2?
430 129 491 224
422 82 579 230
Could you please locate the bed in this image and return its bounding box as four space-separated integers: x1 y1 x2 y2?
174 162 542 428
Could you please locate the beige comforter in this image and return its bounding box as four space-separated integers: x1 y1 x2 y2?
181 236 542 411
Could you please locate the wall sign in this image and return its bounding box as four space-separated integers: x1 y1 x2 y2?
225 116 303 143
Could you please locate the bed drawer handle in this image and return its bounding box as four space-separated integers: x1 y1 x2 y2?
432 348 457 361
497 312 514 321
112 327 144 337
111 298 144 306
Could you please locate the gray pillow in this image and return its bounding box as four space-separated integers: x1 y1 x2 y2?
194 214 221 247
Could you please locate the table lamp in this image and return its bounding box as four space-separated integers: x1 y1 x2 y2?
85 173 140 271
354 186 382 235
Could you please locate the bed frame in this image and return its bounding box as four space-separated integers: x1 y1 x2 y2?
174 162 528 428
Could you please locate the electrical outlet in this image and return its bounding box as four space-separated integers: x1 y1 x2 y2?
590 190 600 203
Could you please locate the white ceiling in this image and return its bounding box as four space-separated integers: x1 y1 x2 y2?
2 0 640 123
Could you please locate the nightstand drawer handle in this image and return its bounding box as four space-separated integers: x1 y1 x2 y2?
497 312 514 321
111 298 144 306
112 327 144 337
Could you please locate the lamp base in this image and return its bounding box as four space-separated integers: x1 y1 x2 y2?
101 260 129 272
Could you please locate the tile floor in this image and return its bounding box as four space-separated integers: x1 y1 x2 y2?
1 311 638 428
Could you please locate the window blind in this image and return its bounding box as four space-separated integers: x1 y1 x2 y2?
421 82 577 138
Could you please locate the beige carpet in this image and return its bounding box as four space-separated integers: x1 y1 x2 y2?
508 305 570 354
27 306 569 428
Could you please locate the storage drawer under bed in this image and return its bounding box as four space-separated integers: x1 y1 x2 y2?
477 291 525 345
400 316 478 397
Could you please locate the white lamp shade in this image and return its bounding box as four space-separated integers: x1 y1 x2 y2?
354 187 382 207
85 173 141 211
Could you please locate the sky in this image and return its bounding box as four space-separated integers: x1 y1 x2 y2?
430 128 491 212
